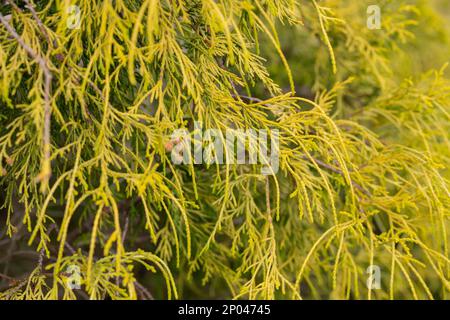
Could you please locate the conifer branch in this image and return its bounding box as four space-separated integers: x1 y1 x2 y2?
0 11 53 191
0 0 448 300
22 0 53 48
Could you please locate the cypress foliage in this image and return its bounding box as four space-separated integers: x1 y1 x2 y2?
0 0 449 299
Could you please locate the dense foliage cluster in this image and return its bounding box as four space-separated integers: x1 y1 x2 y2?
0 0 449 299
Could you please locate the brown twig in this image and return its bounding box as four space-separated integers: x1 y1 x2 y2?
121 214 130 246
48 223 77 255
37 248 45 273
0 272 15 282
0 250 56 264
302 155 371 197
134 281 154 300
4 0 22 13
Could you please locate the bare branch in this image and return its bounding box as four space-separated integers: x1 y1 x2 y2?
4 0 22 13
134 281 154 300
302 155 371 196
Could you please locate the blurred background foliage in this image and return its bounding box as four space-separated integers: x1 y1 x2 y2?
0 0 449 300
